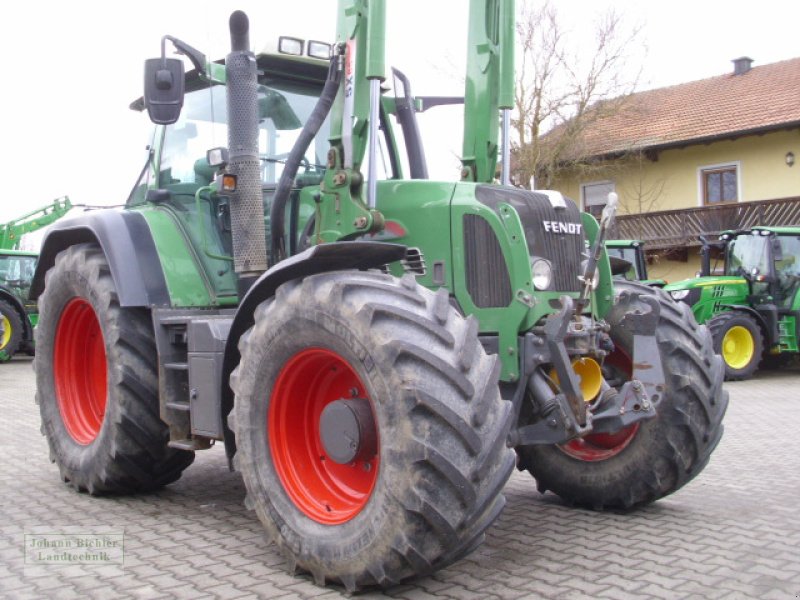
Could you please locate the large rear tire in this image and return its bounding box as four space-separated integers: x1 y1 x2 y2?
0 299 23 362
35 244 194 494
229 272 514 590
708 311 763 380
517 281 728 509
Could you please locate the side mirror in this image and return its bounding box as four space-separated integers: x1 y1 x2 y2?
144 57 185 124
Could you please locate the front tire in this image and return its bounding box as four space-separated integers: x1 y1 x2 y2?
517 281 728 509
708 311 763 380
0 299 23 361
35 244 194 494
229 272 514 590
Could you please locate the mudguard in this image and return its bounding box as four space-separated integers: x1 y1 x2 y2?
221 241 406 459
29 210 170 307
717 304 775 346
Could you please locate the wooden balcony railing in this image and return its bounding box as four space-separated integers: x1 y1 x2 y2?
611 196 800 250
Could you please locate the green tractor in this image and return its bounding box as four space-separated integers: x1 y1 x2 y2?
0 197 72 361
605 239 666 287
0 250 38 361
31 1 726 590
665 227 800 380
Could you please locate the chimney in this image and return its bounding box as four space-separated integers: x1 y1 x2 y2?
732 57 754 76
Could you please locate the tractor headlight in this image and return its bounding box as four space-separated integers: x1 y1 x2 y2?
531 259 552 290
669 289 690 300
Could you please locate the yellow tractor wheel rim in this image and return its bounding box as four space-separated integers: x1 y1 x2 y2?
0 314 11 350
722 325 754 370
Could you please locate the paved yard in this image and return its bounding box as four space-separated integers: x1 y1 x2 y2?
1 356 799 599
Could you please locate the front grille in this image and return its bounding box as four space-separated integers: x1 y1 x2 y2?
463 214 513 307
476 186 585 292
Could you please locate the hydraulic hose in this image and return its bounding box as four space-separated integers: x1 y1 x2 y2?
270 52 343 264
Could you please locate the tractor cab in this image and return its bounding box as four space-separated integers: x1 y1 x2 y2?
128 38 447 305
723 228 800 308
604 239 666 287
0 250 38 309
128 47 334 295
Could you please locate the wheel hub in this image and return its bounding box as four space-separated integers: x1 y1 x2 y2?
319 399 377 464
722 325 754 369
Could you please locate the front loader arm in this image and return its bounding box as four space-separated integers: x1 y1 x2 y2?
461 0 515 184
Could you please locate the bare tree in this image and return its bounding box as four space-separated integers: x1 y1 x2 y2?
512 1 643 189
616 152 666 217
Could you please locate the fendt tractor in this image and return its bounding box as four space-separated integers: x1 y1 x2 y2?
0 197 72 361
31 1 727 589
665 227 800 380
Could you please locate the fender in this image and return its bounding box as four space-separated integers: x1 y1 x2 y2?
29 210 170 307
220 241 406 459
717 303 775 346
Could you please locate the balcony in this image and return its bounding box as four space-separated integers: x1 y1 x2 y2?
611 196 800 250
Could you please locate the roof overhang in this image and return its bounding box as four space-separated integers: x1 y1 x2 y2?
592 120 800 163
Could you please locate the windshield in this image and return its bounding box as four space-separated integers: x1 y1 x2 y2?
725 234 769 276
776 235 800 275
606 246 639 279
606 246 637 265
0 254 37 287
159 80 329 187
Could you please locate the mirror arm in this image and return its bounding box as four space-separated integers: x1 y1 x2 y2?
162 35 207 74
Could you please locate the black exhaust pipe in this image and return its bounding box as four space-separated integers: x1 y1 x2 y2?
226 10 267 295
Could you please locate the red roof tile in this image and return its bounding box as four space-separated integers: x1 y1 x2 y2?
558 57 800 159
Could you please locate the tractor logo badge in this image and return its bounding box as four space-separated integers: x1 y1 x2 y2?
543 221 582 234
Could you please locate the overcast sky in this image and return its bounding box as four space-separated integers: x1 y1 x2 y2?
3 0 798 235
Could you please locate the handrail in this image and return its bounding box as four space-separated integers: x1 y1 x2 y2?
611 196 800 249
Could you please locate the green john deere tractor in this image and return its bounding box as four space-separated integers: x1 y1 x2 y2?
665 226 800 380
0 250 38 361
31 1 727 590
605 239 666 287
0 197 72 361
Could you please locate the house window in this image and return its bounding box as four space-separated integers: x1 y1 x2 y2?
581 181 615 219
701 164 738 204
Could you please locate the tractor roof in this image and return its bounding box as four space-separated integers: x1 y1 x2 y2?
130 51 329 112
751 226 800 235
721 226 800 238
606 239 643 248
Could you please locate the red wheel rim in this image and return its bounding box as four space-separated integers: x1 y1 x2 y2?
559 424 639 461
269 348 379 524
54 298 107 445
559 345 638 462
